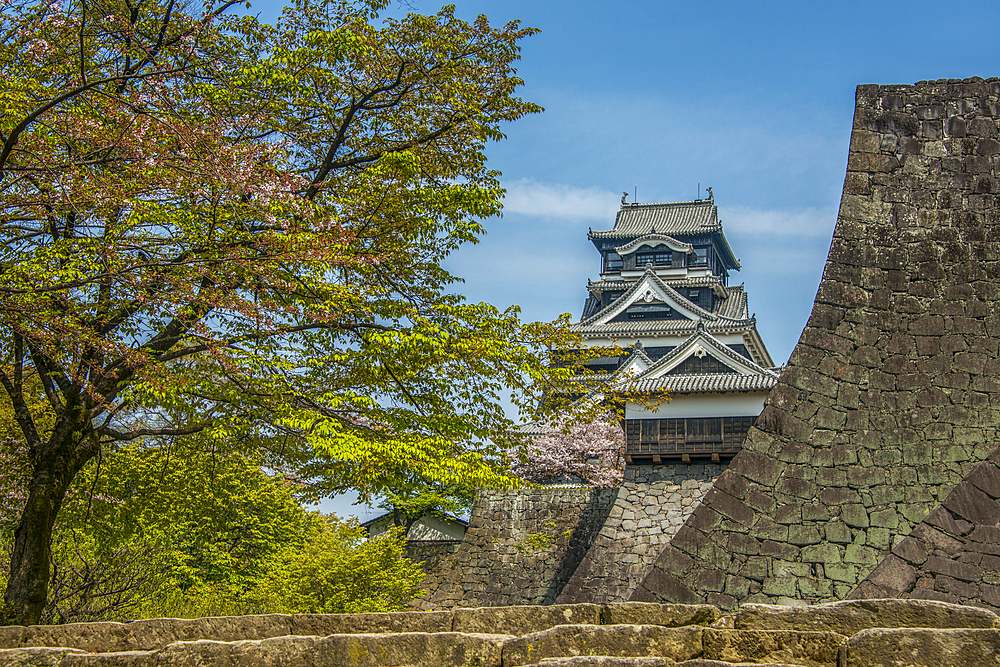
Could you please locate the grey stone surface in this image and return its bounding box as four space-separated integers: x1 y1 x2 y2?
601 603 720 628
0 611 454 653
452 604 602 636
632 77 1000 608
0 632 511 666
5 600 1000 665
502 625 704 667
735 598 998 636
530 659 675 667
845 627 1000 667
701 629 844 666
559 465 726 604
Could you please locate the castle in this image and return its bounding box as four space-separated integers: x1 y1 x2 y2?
572 194 778 465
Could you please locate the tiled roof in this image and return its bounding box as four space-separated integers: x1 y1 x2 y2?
589 200 720 239
573 318 754 337
716 285 749 320
637 328 777 379
586 275 723 295
614 233 694 256
576 269 722 329
630 373 778 393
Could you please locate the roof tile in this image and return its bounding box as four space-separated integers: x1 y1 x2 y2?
590 200 719 239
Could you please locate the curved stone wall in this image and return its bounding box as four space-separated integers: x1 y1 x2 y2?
851 445 1000 608
634 77 1000 607
557 463 726 604
414 487 616 609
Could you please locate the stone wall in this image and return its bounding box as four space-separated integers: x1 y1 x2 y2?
633 77 1000 608
557 463 726 604
413 486 617 609
851 445 1000 608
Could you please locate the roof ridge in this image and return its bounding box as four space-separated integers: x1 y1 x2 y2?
619 199 713 208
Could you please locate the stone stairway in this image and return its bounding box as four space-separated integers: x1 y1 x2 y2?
1 599 998 666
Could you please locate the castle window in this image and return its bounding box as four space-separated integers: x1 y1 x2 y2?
605 252 623 272
635 252 671 267
625 416 756 457
624 303 673 320
691 247 708 266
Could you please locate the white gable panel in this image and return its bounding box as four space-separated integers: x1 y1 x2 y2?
593 274 704 325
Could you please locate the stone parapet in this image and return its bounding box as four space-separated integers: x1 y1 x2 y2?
1 599 996 666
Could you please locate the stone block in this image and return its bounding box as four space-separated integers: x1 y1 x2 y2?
704 490 755 527
825 522 852 544
845 545 879 567
13 632 512 667
701 628 845 666
943 482 1000 525
824 563 858 583
528 658 672 666
801 543 843 564
802 503 832 521
290 611 454 637
600 603 720 628
762 577 798 597
869 509 900 529
453 605 602 636
841 504 870 528
502 625 704 667
845 628 1000 667
788 525 822 546
735 598 999 635
735 451 786 487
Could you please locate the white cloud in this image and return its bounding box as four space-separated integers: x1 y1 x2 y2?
502 178 620 221
720 206 838 237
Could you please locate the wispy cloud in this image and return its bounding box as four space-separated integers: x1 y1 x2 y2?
502 178 620 221
720 206 838 237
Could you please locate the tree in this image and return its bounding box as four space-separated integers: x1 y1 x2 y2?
0 0 581 623
0 436 426 621
513 409 625 487
246 516 423 614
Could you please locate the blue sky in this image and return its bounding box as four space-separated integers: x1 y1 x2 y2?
249 0 1000 518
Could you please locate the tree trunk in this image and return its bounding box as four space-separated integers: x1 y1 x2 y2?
3 431 98 626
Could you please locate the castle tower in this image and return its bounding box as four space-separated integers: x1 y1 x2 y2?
573 195 779 464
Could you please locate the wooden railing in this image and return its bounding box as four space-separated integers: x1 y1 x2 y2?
624 416 755 462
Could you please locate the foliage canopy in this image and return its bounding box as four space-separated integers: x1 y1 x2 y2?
0 0 589 623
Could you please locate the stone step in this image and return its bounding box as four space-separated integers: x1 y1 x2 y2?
0 611 454 653
0 631 511 667
600 603 720 628
525 659 807 667
0 603 724 654
734 598 999 636
502 625 704 667
701 628 844 666
676 662 813 667
453 603 603 636
528 658 676 666
845 627 1000 667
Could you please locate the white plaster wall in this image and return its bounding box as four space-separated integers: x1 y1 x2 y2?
626 390 767 419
